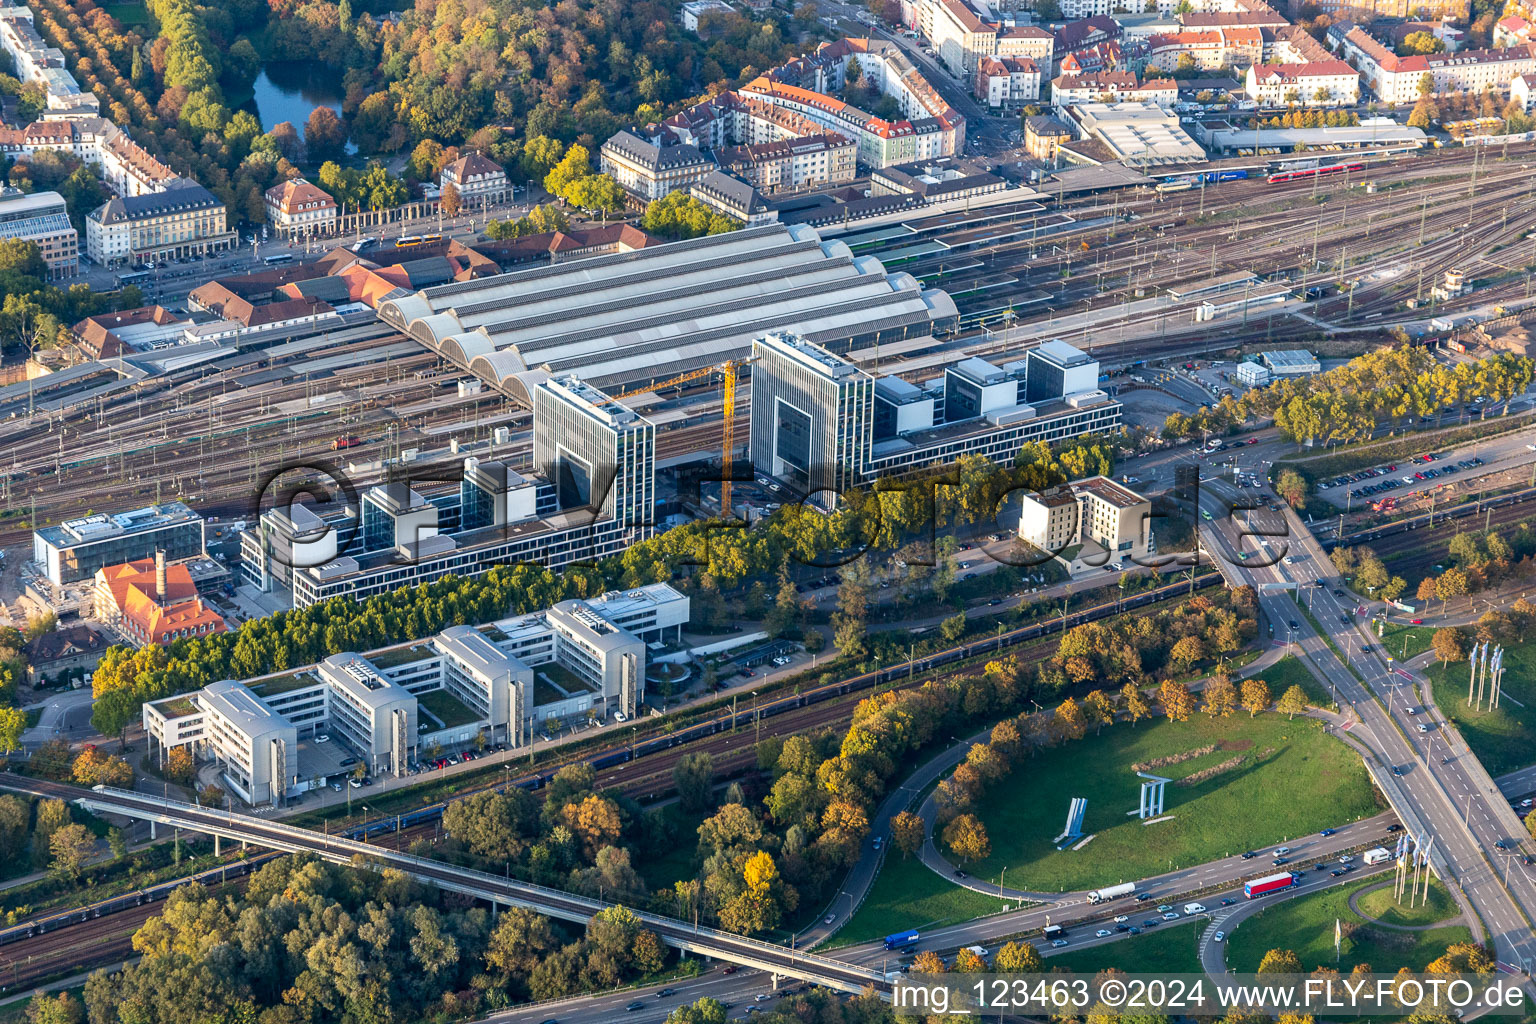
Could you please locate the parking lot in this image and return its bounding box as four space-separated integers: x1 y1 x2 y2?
1322 451 1488 510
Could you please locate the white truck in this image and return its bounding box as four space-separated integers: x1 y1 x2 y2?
1362 847 1392 865
1087 882 1137 904
963 945 989 958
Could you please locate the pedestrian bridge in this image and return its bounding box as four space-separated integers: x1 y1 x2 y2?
4 779 887 995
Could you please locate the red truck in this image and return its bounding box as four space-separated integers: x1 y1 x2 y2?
1244 872 1299 899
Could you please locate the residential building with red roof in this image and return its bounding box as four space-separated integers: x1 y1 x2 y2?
1495 15 1533 48
1246 59 1360 105
1339 24 1536 102
975 56 1043 108
264 178 338 239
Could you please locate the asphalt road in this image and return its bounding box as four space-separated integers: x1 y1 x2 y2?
1200 478 1536 977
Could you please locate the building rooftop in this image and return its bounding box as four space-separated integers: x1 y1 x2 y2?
201 678 288 737
1262 349 1318 369
378 222 955 400
1034 339 1092 367
37 502 200 549
435 623 520 680
88 181 223 225
1072 475 1147 509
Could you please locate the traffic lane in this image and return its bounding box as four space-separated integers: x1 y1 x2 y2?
479 969 774 1024
834 814 1400 967
1265 512 1536 966
1198 862 1395 976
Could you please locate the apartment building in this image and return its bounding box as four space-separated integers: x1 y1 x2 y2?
0 187 75 278
1340 24 1536 102
920 0 998 76
1051 71 1178 107
717 133 857 193
1018 475 1152 568
1246 59 1361 105
0 1 99 116
1147 27 1263 71
0 119 176 198
975 56 1043 107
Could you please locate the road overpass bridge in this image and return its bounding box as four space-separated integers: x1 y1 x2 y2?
4 779 887 995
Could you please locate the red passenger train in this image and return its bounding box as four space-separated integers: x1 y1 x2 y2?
1267 161 1366 184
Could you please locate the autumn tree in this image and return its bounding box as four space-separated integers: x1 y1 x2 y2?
1258 948 1303 973
1082 689 1115 733
1121 682 1152 724
49 823 95 880
1240 678 1272 717
891 810 925 857
165 746 194 785
439 181 461 218
1276 468 1308 508
1203 676 1237 717
1432 627 1465 664
942 813 991 863
1053 697 1087 741
1159 680 1196 722
995 940 1043 971
1277 684 1309 719
71 747 134 787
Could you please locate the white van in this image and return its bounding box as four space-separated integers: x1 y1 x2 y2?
1183 903 1207 915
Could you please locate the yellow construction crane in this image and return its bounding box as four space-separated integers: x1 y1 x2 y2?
610 357 755 516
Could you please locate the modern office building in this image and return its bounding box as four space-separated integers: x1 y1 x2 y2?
314 653 418 779
142 584 686 805
361 482 440 552
1026 339 1101 404
0 188 76 278
242 394 653 608
749 332 875 509
33 501 205 586
532 375 656 530
751 336 1123 492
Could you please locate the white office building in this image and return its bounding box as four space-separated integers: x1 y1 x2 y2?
142 584 687 805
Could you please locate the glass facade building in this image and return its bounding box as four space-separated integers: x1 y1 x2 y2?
749 333 874 509
532 376 655 530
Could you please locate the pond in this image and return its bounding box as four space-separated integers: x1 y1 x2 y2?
246 61 344 140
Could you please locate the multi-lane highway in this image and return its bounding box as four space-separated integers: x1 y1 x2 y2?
1199 476 1536 976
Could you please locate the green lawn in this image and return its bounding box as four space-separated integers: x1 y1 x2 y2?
967 714 1378 893
417 688 482 730
1255 655 1338 712
1378 622 1436 663
830 852 1013 947
1047 920 1206 975
1224 876 1471 974
1425 637 1536 774
1354 879 1458 927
